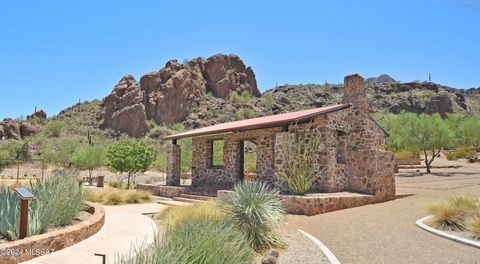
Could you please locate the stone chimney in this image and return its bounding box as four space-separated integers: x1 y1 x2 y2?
342 74 368 113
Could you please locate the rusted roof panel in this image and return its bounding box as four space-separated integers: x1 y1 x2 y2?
163 104 350 140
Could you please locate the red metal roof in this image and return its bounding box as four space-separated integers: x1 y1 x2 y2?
163 104 350 140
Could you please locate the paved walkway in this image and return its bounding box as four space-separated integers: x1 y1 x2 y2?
24 203 165 264
285 157 480 264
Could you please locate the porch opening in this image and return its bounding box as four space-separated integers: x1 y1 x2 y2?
240 139 257 182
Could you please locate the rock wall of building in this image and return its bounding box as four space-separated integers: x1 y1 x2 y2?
191 127 280 188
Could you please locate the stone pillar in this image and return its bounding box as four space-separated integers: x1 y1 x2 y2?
166 143 181 186
274 132 290 191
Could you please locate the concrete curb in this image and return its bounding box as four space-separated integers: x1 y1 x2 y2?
416 215 480 249
298 229 341 264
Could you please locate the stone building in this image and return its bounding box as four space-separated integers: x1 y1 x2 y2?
163 74 395 202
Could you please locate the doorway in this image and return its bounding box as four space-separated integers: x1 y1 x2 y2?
239 139 257 182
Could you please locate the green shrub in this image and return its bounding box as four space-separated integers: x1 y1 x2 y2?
446 148 477 160
394 149 420 159
44 120 65 137
280 124 320 195
220 182 286 252
117 218 254 264
427 195 480 231
229 91 252 104
236 108 258 120
260 94 275 108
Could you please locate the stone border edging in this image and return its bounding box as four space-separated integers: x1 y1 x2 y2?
298 229 341 264
416 215 480 249
0 202 105 264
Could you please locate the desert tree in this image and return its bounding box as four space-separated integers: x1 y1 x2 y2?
70 144 105 184
106 139 156 189
389 113 454 173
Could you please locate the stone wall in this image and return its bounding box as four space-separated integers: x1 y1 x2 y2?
137 184 186 197
0 203 105 264
217 190 377 216
191 127 281 188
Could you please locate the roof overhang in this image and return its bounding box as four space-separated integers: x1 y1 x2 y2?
163 104 350 140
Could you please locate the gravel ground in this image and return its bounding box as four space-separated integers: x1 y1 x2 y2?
285 156 480 264
276 228 330 264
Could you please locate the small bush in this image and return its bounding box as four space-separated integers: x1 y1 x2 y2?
125 190 152 204
427 195 480 231
44 120 64 137
103 191 125 205
156 202 223 234
394 149 420 159
446 148 477 160
467 217 480 240
236 108 258 120
84 189 152 205
220 182 286 252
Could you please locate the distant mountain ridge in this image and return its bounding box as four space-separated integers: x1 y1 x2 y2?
1 53 480 141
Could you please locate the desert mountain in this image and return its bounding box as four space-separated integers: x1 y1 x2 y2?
1 54 480 140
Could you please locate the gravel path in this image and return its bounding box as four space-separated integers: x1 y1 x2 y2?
285 157 480 264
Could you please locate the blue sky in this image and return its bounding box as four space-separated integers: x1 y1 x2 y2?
0 0 479 119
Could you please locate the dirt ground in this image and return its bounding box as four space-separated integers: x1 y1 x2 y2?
284 156 480 264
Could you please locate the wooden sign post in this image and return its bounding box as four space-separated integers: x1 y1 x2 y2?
13 187 37 239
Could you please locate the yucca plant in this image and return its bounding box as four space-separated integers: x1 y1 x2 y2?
117 219 254 264
220 182 286 252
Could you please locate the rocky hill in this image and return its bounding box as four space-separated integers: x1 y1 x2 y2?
1 54 480 141
99 54 260 137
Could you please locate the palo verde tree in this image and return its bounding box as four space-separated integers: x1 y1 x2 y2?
389 113 454 173
70 145 105 183
106 139 156 189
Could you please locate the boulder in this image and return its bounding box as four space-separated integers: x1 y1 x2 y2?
19 122 38 138
0 119 21 140
425 94 453 118
27 110 47 120
101 75 149 137
204 54 260 98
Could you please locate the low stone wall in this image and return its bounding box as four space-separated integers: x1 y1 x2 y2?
0 202 105 264
217 190 378 216
137 184 186 197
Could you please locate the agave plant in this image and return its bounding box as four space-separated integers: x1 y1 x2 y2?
0 186 20 240
0 174 85 241
220 181 287 252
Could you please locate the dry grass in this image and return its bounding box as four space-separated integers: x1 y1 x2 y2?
155 202 224 233
84 188 152 205
466 217 480 240
427 195 480 231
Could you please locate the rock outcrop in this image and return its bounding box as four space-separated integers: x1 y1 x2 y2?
19 121 39 138
101 54 259 137
27 110 47 120
102 75 149 137
0 119 40 140
0 119 22 140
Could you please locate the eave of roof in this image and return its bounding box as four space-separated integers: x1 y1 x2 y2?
163 104 350 140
